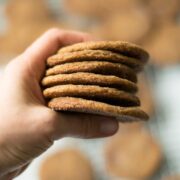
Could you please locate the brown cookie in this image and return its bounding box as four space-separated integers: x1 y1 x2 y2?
147 0 180 22
39 148 94 180
48 49 144 71
162 175 180 180
48 97 148 122
105 130 162 179
144 23 180 66
6 0 51 25
45 61 137 83
58 41 149 62
92 9 151 44
42 72 137 93
43 85 140 106
64 0 143 19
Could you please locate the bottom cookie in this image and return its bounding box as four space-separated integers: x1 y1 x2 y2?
48 97 149 122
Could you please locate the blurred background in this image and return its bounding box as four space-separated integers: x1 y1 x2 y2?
0 0 180 179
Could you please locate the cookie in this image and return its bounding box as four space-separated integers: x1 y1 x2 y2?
144 24 180 66
42 72 137 93
6 0 50 25
105 130 162 178
162 175 180 180
92 9 151 44
43 85 140 106
46 61 137 83
48 97 148 122
147 0 180 22
39 148 94 180
58 41 149 62
48 50 144 71
64 0 143 19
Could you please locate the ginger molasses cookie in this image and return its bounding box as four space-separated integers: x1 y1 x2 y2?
48 50 144 71
48 97 148 122
162 175 180 180
6 0 51 25
43 85 140 106
42 40 149 123
59 41 149 62
144 24 180 66
42 72 138 93
46 61 137 83
92 9 151 44
105 130 162 179
64 0 144 19
147 0 180 22
39 148 94 180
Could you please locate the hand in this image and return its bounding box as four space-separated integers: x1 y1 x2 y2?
0 29 118 179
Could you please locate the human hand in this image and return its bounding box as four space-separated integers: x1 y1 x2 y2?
0 29 118 179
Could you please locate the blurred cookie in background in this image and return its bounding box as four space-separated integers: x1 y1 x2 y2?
162 175 180 180
5 0 52 26
104 130 162 179
63 0 144 20
0 0 69 56
0 21 68 55
146 0 180 23
39 148 94 180
91 8 152 44
143 23 180 67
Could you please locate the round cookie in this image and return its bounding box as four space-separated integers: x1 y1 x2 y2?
147 0 180 22
48 50 144 71
105 130 162 179
64 0 144 19
39 148 94 180
92 9 151 44
58 41 149 62
6 0 51 25
0 22 68 55
42 72 137 93
43 84 140 106
48 97 149 122
144 24 180 66
162 175 180 180
45 61 137 83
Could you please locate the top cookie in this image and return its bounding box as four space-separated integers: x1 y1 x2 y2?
58 41 149 62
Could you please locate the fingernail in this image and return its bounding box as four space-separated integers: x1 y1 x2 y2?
100 119 118 135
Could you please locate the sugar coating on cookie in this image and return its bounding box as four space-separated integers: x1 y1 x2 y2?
46 61 137 83
44 84 140 106
48 49 144 71
59 41 149 61
48 97 148 121
42 72 138 92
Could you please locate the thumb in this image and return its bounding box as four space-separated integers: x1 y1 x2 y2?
45 110 119 140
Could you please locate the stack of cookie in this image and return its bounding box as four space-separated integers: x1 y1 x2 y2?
42 41 149 122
